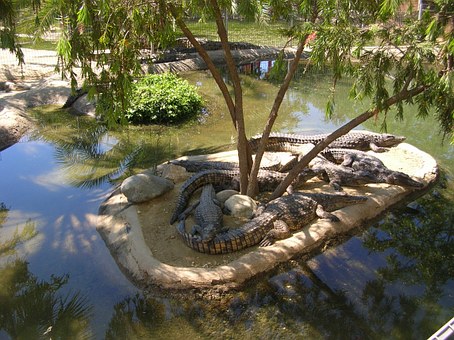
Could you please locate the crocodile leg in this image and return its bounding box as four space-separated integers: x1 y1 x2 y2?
179 201 200 221
259 220 292 247
369 142 387 152
315 204 340 222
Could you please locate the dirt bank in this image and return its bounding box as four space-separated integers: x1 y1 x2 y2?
0 46 297 151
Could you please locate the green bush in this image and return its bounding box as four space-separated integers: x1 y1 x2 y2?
126 73 204 125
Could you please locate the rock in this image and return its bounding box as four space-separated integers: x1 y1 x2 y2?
224 194 257 218
0 81 9 91
157 163 190 183
9 81 31 91
121 169 174 203
216 190 239 204
70 93 96 117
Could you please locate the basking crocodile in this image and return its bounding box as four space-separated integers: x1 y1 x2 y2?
310 155 423 190
169 159 284 172
177 192 368 254
249 130 406 152
321 148 387 167
170 169 316 224
310 157 378 191
185 184 226 242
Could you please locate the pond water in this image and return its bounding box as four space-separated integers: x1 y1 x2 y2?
1 65 453 339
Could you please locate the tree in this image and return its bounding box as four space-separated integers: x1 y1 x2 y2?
5 0 453 198
0 0 28 64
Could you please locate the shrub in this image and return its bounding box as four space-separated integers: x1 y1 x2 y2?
126 73 204 124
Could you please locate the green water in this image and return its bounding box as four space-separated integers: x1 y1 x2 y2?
0 66 452 339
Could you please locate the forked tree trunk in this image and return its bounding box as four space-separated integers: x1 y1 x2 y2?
246 38 308 197
211 0 253 193
168 4 236 124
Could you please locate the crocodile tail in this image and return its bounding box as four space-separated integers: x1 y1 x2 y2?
170 191 190 224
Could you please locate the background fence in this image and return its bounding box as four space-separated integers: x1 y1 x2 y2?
1 10 418 81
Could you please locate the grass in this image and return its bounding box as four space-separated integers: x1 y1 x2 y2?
17 36 58 51
182 19 293 48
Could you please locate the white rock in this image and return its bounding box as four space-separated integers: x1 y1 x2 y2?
224 194 257 218
216 189 239 204
71 94 96 117
157 163 190 183
121 169 174 203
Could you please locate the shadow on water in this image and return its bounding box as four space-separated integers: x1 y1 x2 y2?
98 180 453 339
0 203 94 339
1 62 453 338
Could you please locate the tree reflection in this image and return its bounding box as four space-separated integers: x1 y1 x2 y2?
0 206 94 339
29 108 176 189
105 294 166 339
363 187 454 298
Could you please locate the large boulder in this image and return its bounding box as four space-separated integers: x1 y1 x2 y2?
121 169 174 203
224 194 257 218
216 189 239 204
70 93 96 117
156 163 190 183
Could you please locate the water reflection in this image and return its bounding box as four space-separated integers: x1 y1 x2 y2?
1 65 452 338
0 206 94 339
365 198 454 298
28 108 179 189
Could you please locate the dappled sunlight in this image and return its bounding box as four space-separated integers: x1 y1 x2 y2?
49 212 100 256
18 141 47 157
0 209 42 231
63 233 77 254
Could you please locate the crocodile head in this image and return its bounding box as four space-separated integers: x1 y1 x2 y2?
385 172 424 187
375 133 406 147
200 224 218 242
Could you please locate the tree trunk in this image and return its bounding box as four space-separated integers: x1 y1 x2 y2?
167 3 237 126
211 0 252 193
246 38 308 197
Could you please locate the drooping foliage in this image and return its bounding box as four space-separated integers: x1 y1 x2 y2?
307 0 453 138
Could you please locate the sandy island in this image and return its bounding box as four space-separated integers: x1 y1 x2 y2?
97 145 438 292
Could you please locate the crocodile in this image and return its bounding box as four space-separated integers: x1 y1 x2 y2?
310 156 379 191
185 184 226 242
249 130 406 153
310 155 423 190
176 192 368 254
320 148 387 167
169 168 316 224
169 159 285 172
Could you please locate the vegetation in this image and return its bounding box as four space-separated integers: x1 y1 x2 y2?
126 73 204 125
1 0 453 198
183 19 291 47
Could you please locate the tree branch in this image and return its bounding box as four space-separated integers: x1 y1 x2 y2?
269 84 428 200
246 37 308 196
210 0 252 193
167 2 237 125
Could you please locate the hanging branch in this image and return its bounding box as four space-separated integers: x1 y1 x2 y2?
269 83 429 200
